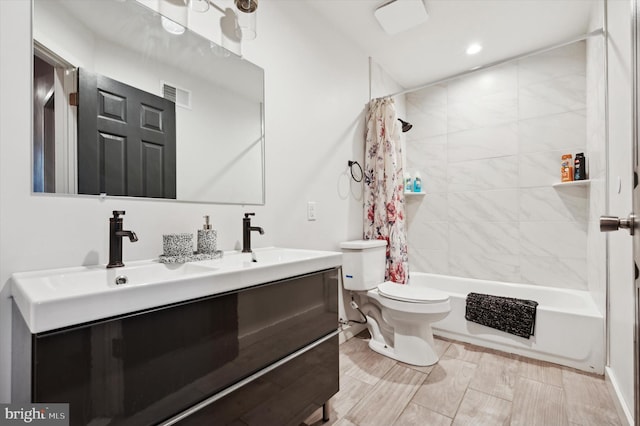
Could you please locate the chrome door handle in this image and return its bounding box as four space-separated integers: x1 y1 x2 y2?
600 213 636 235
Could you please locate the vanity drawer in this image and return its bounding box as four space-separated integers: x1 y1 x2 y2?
175 334 339 426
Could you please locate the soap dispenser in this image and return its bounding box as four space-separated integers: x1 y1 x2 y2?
197 216 217 254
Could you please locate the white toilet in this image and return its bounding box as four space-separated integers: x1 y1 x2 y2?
340 240 451 366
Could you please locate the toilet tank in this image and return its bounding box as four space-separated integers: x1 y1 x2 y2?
339 239 387 291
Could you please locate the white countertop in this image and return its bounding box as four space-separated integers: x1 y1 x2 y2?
11 247 342 333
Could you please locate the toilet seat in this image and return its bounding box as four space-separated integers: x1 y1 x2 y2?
365 281 451 365
367 284 450 315
378 281 449 304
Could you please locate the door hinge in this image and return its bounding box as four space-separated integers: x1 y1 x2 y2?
635 171 638 189
69 92 78 106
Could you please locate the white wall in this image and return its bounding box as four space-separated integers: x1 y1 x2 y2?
606 0 636 422
0 0 368 403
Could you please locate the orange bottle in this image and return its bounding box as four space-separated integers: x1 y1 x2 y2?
561 154 574 182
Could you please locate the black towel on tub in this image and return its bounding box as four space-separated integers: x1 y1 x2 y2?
465 292 538 339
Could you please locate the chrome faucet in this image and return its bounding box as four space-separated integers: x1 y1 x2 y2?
107 210 138 268
242 212 264 253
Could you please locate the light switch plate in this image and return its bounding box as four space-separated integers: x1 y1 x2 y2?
307 202 317 221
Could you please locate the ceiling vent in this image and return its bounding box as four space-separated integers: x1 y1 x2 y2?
374 0 428 35
162 82 192 109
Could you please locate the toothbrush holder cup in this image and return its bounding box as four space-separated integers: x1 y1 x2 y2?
163 233 194 256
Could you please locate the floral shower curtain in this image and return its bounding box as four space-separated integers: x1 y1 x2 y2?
364 97 409 284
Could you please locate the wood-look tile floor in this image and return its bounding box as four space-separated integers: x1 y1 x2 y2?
303 333 623 426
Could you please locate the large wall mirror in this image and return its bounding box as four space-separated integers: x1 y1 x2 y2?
32 0 265 204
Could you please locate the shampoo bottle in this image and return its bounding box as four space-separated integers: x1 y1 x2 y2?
404 172 413 192
574 153 586 181
197 215 217 254
561 154 573 182
413 172 422 193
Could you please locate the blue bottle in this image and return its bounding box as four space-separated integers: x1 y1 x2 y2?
413 172 422 193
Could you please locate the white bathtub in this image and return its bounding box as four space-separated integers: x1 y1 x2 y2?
411 273 605 374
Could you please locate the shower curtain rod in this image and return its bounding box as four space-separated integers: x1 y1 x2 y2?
375 28 604 101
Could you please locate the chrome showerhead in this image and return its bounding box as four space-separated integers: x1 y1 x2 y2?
398 118 413 133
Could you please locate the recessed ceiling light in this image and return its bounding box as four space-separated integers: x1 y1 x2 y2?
466 43 483 55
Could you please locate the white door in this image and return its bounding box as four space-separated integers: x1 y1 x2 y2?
632 1 639 421
600 0 639 422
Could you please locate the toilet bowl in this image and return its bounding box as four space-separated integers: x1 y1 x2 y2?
340 240 451 366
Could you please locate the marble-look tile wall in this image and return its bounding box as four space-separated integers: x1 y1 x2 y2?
586 33 607 312
405 41 605 292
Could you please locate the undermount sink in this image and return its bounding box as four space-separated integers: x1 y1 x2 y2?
14 261 217 298
11 247 342 333
56 262 216 288
251 248 334 263
196 247 337 268
11 261 221 333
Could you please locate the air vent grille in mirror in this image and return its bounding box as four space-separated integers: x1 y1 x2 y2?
162 82 191 109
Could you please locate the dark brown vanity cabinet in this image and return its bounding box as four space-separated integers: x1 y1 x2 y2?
13 268 340 426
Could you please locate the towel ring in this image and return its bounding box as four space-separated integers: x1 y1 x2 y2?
348 160 363 183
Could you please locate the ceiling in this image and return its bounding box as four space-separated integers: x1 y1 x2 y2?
304 0 600 91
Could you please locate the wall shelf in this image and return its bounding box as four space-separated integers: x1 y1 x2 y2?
552 179 591 188
404 191 426 196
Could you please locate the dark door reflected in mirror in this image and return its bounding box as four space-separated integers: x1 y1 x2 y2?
77 69 177 199
32 0 265 205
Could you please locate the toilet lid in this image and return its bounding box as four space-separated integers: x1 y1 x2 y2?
378 281 449 303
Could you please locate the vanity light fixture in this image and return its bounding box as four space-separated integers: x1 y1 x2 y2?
234 0 258 40
235 0 258 14
466 43 483 55
159 0 188 35
189 0 209 13
161 16 186 35
188 0 259 41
